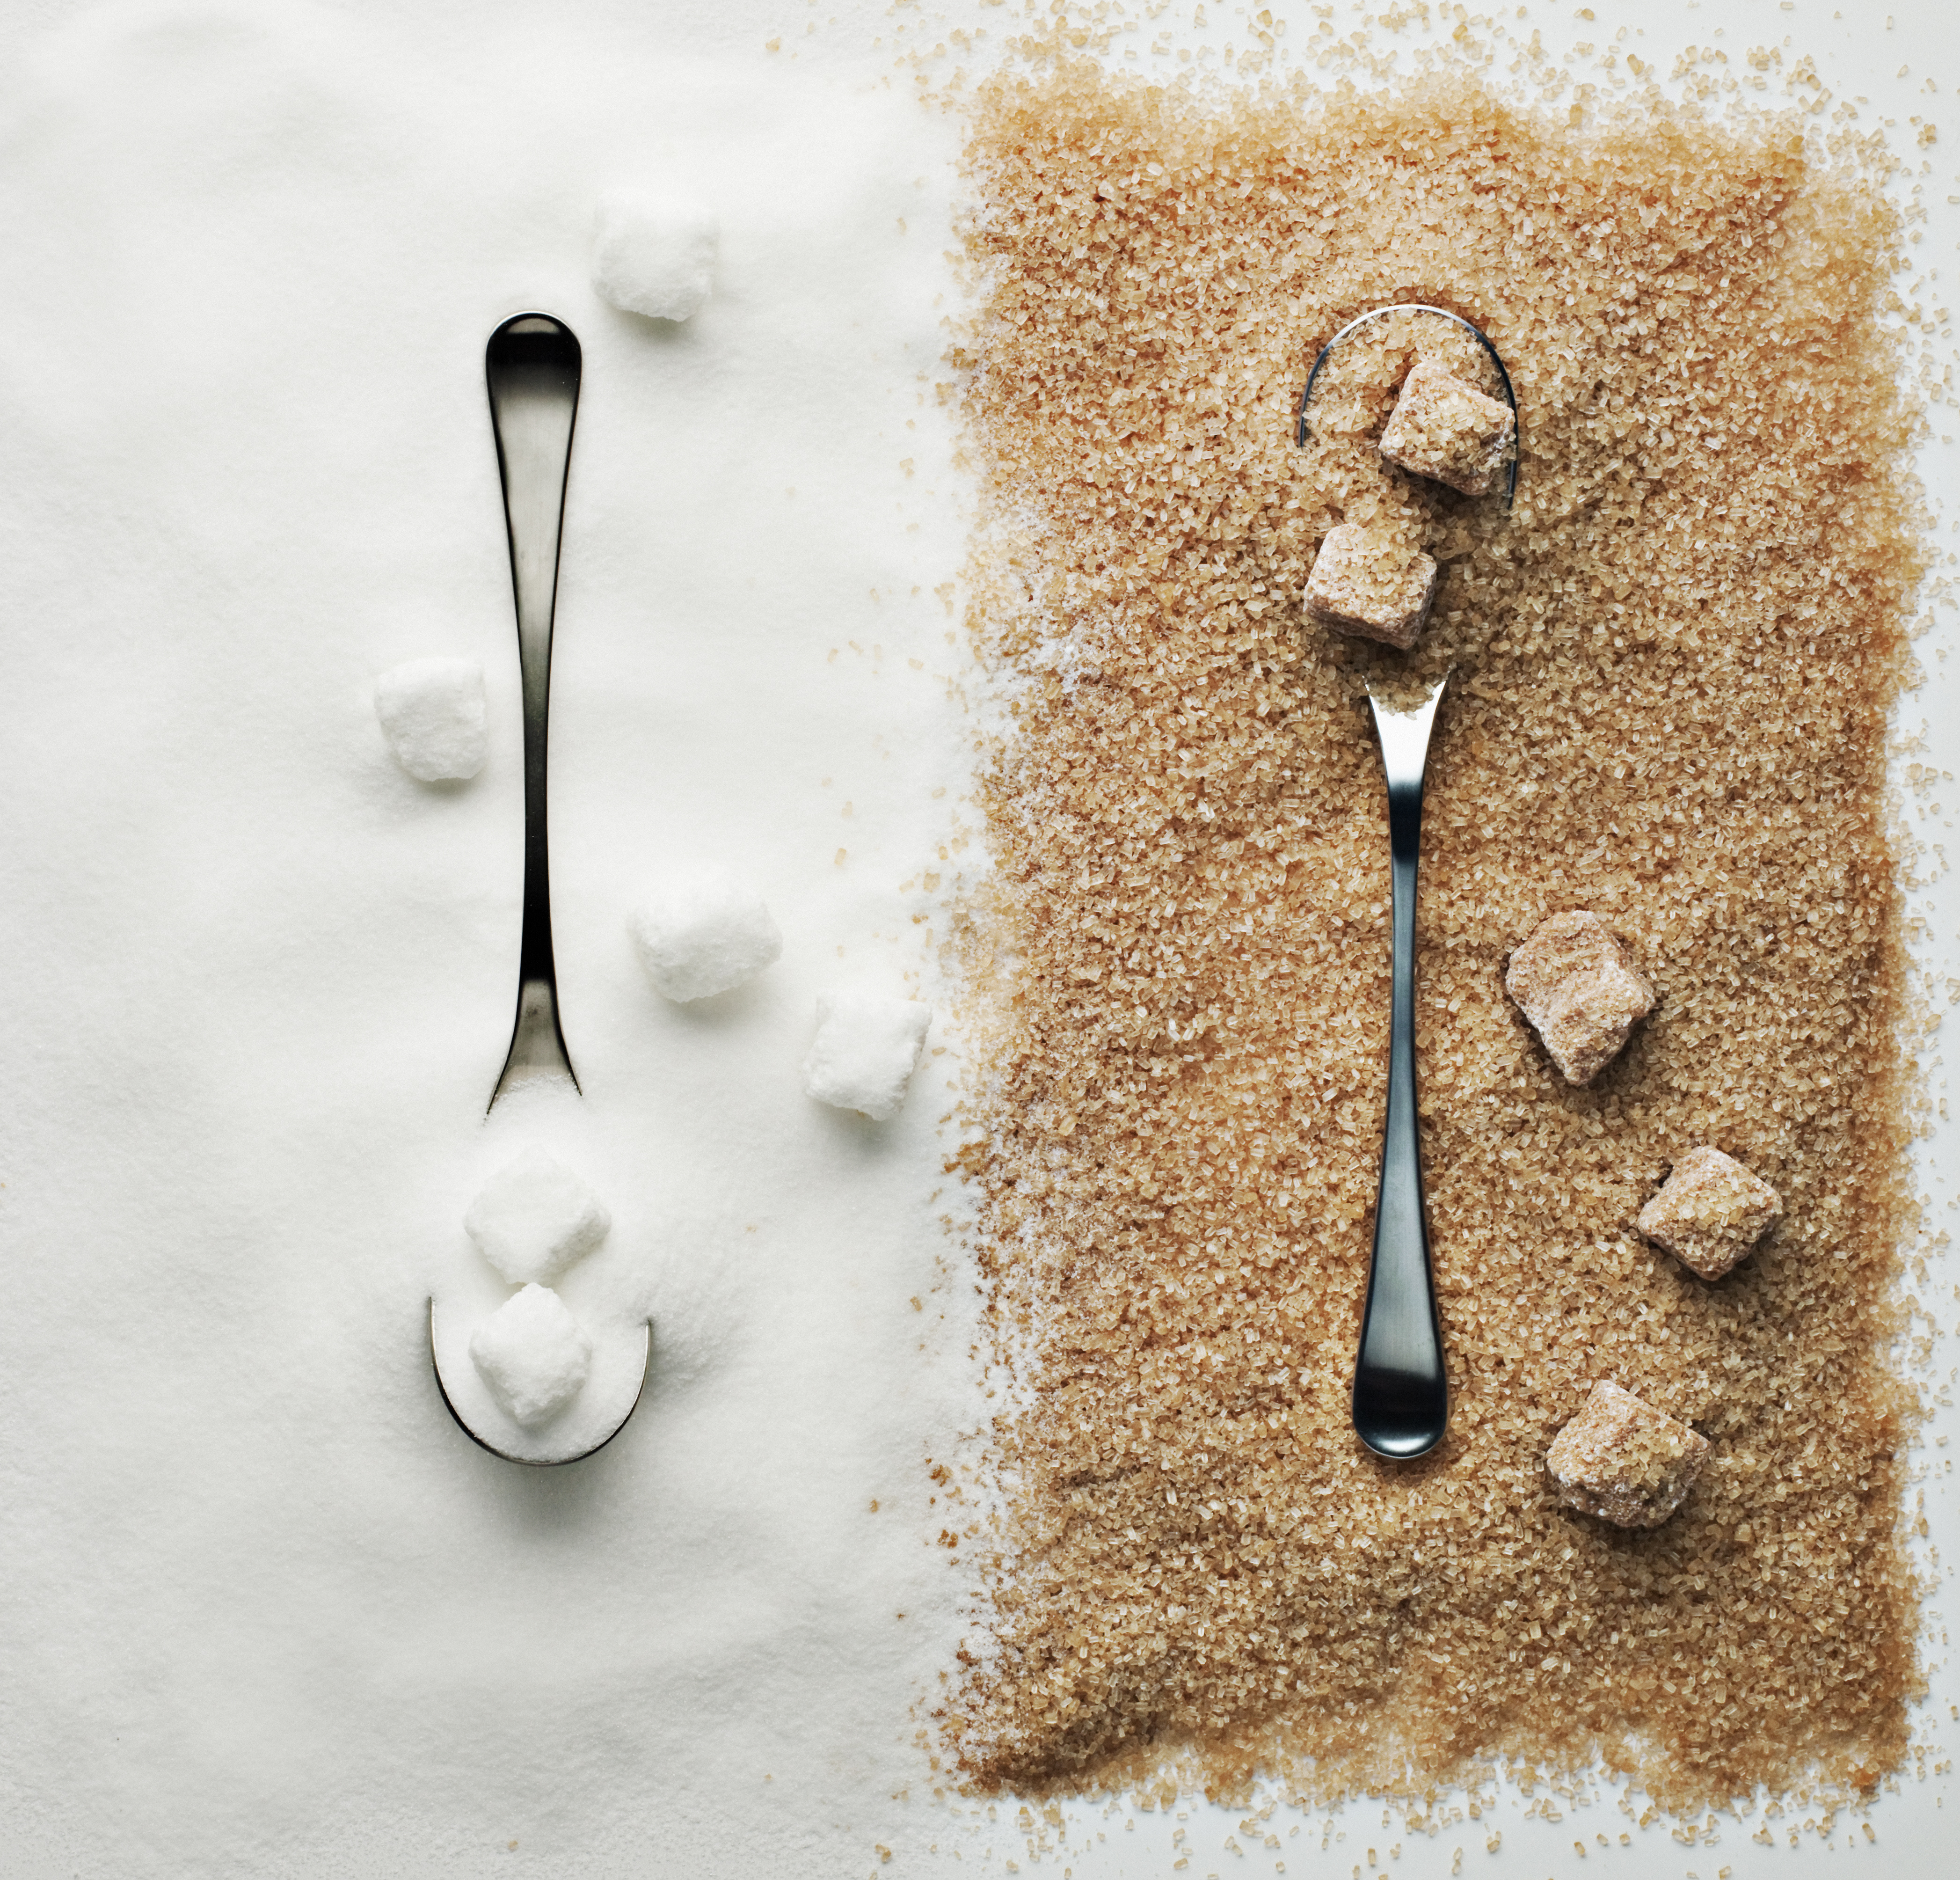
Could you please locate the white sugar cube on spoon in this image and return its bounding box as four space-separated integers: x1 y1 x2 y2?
469 1284 593 1429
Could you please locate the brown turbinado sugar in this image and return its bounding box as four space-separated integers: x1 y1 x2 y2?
947 57 1924 1818
1545 1380 1712 1530
1506 908 1659 1085
1378 358 1517 496
1302 521 1439 649
1639 1144 1785 1282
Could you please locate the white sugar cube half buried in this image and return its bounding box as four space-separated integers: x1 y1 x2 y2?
373 656 486 782
629 867 782 1003
469 1285 593 1429
801 992 932 1121
591 189 718 322
463 1144 611 1286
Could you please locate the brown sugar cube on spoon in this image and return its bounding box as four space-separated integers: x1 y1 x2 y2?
1504 909 1655 1085
1377 358 1516 495
1546 1381 1710 1529
1303 522 1439 650
1638 1146 1781 1280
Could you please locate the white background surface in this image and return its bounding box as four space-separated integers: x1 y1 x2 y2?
0 2 1955 1877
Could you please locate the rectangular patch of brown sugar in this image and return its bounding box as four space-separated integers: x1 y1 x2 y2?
949 63 1924 1818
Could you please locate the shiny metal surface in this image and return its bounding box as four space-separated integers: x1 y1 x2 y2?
1352 672 1451 1460
434 315 648 1470
485 313 581 1108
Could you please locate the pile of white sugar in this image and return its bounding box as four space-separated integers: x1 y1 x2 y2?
0 3 977 1874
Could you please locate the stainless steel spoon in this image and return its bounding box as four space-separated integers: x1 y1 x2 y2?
1352 673 1450 1460
486 312 581 1107
1292 300 1518 1457
431 315 649 1468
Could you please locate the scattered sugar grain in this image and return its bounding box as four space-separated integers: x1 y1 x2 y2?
373 656 485 783
469 1283 593 1428
591 189 718 322
629 866 783 1002
463 1143 611 1286
802 992 931 1120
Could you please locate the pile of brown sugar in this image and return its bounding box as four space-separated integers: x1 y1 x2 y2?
944 58 1926 1814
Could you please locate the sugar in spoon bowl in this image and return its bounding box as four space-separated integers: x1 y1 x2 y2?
428 1298 650 1468
486 312 581 1109
1351 670 1450 1460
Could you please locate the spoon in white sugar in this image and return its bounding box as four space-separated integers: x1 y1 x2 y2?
485 313 582 1107
430 316 651 1468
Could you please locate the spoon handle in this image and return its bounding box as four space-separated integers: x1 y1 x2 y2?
1353 680 1450 1459
485 314 582 1106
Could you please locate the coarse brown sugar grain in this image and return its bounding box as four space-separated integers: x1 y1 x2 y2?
1546 1381 1711 1530
1378 359 1516 496
1303 522 1439 649
1639 1145 1784 1282
948 55 1923 1820
1506 909 1658 1085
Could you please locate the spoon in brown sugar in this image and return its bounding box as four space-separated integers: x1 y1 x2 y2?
1348 672 1452 1460
1298 303 1519 1457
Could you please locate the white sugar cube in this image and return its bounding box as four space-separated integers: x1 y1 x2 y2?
591 190 718 323
373 656 486 783
629 868 783 1003
469 1284 592 1428
801 992 931 1121
463 1144 611 1286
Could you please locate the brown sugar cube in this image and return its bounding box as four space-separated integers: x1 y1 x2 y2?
1546 1381 1710 1529
1637 1145 1782 1281
1504 909 1656 1085
1377 358 1516 496
1302 523 1439 650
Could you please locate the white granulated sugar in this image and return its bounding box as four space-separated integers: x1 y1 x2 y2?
468 1282 593 1426
462 1141 611 1285
0 1 980 1872
372 655 487 782
801 991 931 1120
591 189 718 322
629 865 782 1002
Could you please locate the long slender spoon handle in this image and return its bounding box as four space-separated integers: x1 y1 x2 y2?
485 314 582 1108
1352 676 1450 1459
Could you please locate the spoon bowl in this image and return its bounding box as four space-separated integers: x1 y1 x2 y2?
430 1297 651 1468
